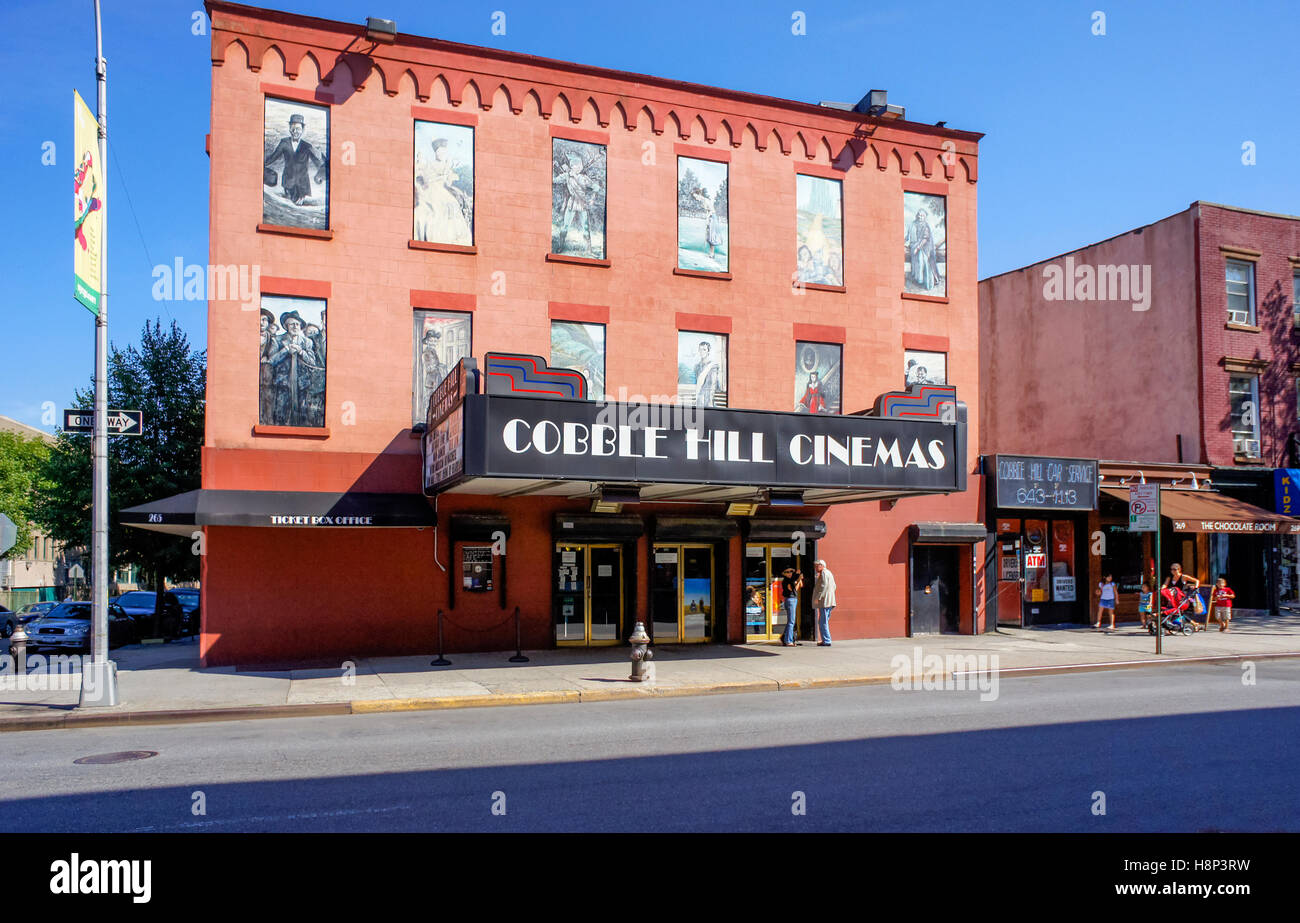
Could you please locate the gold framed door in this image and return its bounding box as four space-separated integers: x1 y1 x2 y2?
652 543 713 643
745 544 798 641
555 543 623 646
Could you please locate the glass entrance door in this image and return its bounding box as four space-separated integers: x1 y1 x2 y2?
651 543 713 642
555 544 623 646
744 544 799 640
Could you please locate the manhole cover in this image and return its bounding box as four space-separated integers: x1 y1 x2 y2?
73 750 158 765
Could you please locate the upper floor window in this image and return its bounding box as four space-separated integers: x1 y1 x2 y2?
1225 259 1255 325
260 295 327 429
1292 270 1300 328
1228 373 1260 457
551 321 606 400
413 310 472 426
677 156 729 273
552 138 607 260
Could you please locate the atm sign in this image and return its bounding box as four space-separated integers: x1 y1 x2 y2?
1024 553 1047 569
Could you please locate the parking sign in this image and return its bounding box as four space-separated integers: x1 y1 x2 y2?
1129 484 1159 532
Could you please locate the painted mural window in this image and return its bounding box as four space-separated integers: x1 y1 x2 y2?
796 175 843 286
412 310 472 425
794 341 841 414
551 139 607 259
904 349 947 387
551 321 605 400
263 98 329 230
677 332 727 407
1229 374 1260 456
414 121 474 246
1225 259 1255 325
1291 271 1299 328
259 295 326 428
903 191 946 297
677 157 728 272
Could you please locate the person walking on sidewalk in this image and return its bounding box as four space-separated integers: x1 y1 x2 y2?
780 567 804 646
812 559 837 646
1095 573 1117 631
1211 577 1235 632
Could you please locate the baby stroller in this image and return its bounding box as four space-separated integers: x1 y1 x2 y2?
1149 586 1196 635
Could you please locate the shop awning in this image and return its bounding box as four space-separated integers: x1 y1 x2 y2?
744 518 828 542
121 489 436 535
1101 487 1300 534
553 513 645 542
910 522 988 543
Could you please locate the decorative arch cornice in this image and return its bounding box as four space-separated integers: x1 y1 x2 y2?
210 27 979 184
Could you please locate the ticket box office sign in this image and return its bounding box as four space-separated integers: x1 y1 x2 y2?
426 393 966 495
992 455 1098 511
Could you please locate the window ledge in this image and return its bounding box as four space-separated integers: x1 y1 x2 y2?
409 239 477 255
1234 455 1264 464
901 291 949 304
799 282 847 294
252 425 331 438
1225 322 1261 333
257 224 333 240
674 267 732 281
546 253 611 268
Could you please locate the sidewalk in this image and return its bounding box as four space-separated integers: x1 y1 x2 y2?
3 611 1298 732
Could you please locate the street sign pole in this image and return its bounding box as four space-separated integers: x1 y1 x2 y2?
1153 487 1162 655
1129 482 1162 655
81 0 118 707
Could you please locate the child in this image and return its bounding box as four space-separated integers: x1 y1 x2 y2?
1212 578 1235 632
1095 574 1117 631
1138 582 1153 628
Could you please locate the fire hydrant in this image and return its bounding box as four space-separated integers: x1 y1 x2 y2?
9 619 28 676
628 621 654 682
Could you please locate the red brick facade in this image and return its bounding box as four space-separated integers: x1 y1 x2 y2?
1194 203 1300 467
199 2 985 665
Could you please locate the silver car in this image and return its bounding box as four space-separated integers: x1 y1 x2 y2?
24 601 137 653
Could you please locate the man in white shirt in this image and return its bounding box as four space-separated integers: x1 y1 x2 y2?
812 559 837 646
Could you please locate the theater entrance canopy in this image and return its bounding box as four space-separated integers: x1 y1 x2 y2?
421 355 969 506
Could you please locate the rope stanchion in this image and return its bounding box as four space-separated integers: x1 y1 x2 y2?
430 609 451 666
509 605 529 662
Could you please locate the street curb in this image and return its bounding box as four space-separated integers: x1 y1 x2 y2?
2 650 1298 732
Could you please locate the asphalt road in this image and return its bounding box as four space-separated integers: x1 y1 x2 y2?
1 661 1298 832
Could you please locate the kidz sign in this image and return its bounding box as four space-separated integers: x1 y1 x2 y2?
993 454 1098 511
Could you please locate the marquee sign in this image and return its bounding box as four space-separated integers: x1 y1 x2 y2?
424 392 966 495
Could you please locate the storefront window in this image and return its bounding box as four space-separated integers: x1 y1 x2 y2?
1101 525 1143 594
1050 520 1076 602
1021 519 1050 602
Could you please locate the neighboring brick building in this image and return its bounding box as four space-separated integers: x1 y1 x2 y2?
980 202 1300 623
126 2 987 666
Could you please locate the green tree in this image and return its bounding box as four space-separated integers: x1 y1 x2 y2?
35 320 205 635
0 431 52 559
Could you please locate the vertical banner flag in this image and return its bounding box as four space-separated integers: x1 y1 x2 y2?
73 90 104 315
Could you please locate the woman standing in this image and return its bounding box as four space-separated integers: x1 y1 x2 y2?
1163 563 1203 629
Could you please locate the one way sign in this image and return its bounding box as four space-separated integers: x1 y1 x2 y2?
63 409 144 436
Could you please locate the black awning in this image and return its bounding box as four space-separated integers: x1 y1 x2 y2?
121 489 436 535
553 513 644 543
652 516 740 542
744 517 828 543
910 522 988 543
448 513 511 542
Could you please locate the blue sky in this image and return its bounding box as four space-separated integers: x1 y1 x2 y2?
1 0 1296 431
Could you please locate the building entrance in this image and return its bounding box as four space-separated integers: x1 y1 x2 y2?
554 544 623 646
743 543 808 641
651 544 713 642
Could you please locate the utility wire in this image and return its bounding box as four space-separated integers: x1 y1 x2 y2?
106 133 172 320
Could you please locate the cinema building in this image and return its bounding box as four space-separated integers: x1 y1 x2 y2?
124 2 987 666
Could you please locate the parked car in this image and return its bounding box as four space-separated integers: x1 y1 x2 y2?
112 590 185 638
0 604 11 639
170 588 200 634
24 601 137 653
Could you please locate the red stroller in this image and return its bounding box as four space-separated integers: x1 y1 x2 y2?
1149 587 1196 635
